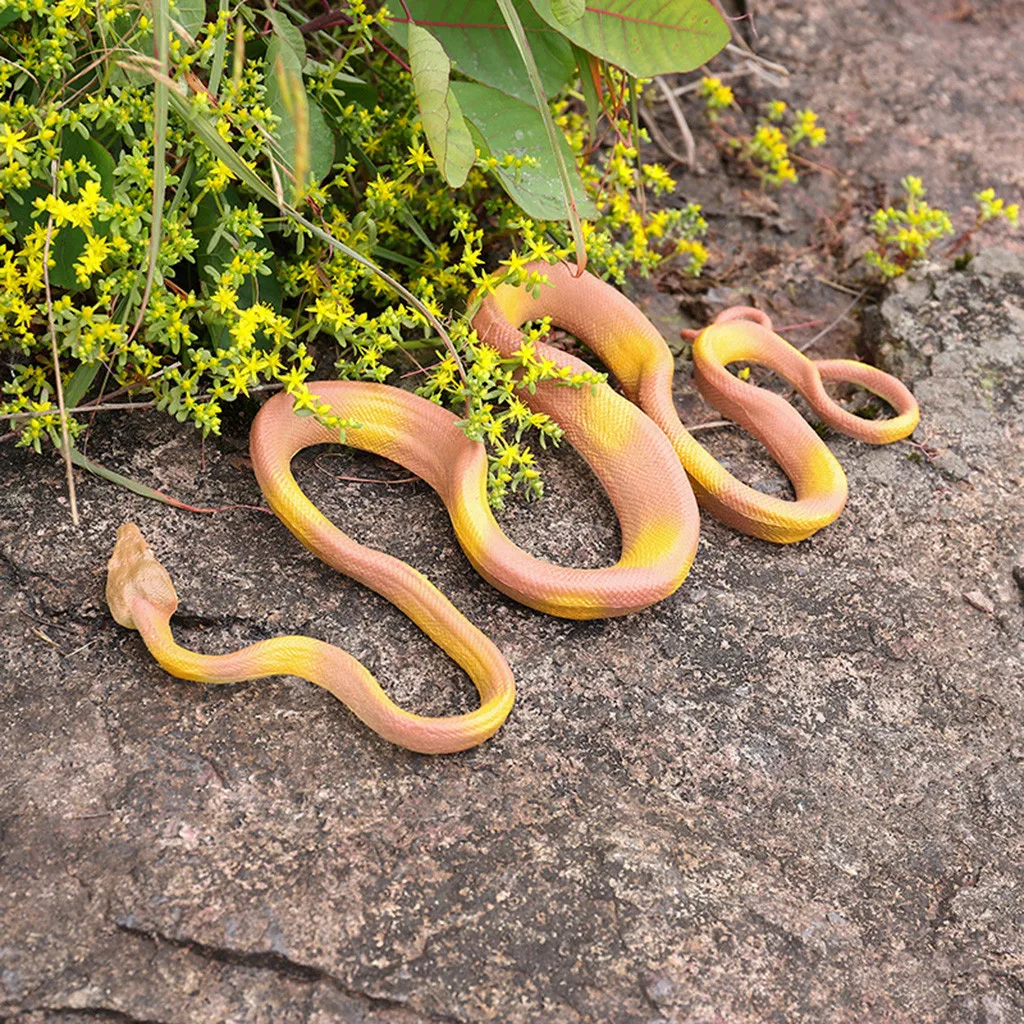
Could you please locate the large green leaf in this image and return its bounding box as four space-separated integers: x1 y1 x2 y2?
264 20 336 187
407 24 475 189
386 0 574 106
5 135 115 291
526 0 728 77
263 9 307 70
493 0 586 269
453 82 596 221
168 0 206 41
550 0 584 26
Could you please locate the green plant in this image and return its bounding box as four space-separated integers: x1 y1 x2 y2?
865 176 1018 279
698 75 733 122
693 83 827 188
0 0 731 513
734 101 826 187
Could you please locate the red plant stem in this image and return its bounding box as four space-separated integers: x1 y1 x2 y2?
299 10 411 72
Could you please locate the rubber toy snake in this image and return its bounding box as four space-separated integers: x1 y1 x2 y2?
107 261 919 754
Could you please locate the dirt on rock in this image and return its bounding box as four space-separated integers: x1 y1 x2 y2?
2 3 1023 1023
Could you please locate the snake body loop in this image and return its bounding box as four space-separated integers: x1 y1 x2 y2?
108 261 919 752
476 263 919 542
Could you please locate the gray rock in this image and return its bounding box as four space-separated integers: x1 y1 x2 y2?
868 251 1024 488
964 590 996 616
5 2 1024 1014
4 248 1023 1023
931 450 972 482
1013 551 1024 595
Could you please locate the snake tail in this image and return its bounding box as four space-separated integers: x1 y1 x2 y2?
106 522 515 754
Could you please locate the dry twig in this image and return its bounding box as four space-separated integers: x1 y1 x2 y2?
653 76 696 169
42 158 79 526
797 290 868 352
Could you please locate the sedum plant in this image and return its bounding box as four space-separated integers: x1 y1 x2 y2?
865 176 1019 279
0 0 731 507
693 82 827 189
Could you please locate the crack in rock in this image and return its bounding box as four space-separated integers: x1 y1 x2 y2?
115 921 466 1024
3 1007 169 1024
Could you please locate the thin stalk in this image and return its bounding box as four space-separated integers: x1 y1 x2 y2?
797 290 867 353
1 383 284 423
493 0 587 276
42 181 79 525
654 75 696 170
126 0 170 346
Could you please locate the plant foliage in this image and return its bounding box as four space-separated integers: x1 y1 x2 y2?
0 0 727 504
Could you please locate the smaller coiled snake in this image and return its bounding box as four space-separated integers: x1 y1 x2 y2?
107 261 919 753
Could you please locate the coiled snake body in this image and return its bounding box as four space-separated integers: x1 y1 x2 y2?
107 261 919 753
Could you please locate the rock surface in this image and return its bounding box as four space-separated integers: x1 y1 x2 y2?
3 253 1023 1023
3 5 1024 1024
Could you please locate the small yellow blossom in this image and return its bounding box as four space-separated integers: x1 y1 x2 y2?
699 77 734 120
0 124 32 162
74 234 112 284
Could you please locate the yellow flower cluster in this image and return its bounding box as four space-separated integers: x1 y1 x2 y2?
866 175 954 278
974 187 1019 227
866 176 1018 279
700 76 735 121
735 103 826 187
0 0 717 496
417 315 606 506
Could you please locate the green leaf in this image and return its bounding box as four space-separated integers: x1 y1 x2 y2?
526 0 729 77
48 228 89 291
264 26 336 187
453 82 596 221
386 0 574 105
550 0 584 25
207 0 230 95
69 447 232 512
263 8 307 70
168 0 206 41
63 362 101 410
62 134 116 197
8 135 115 290
492 0 589 269
406 24 475 189
313 64 377 110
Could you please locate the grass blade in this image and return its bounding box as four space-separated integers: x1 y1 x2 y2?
494 0 587 275
127 0 170 346
69 447 269 515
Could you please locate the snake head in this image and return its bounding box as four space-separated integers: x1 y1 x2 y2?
106 522 178 630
